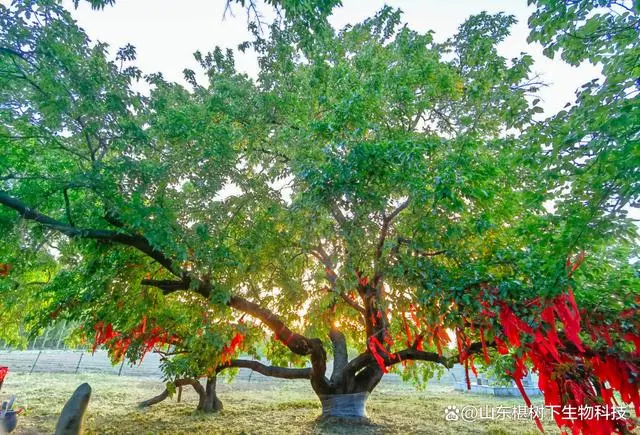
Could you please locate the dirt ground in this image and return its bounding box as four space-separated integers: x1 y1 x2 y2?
0 372 571 434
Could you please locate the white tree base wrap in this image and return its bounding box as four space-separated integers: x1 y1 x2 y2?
319 392 369 419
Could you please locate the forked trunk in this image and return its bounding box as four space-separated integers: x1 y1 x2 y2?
197 376 223 413
312 326 384 421
139 377 223 413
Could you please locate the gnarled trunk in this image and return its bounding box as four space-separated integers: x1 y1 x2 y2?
139 377 222 413
197 376 223 413
311 327 383 421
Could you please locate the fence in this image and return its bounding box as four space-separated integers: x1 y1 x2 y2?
0 349 164 377
0 320 76 351
0 322 164 378
0 325 484 389
0 346 475 388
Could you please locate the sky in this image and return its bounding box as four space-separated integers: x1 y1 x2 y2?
63 0 602 116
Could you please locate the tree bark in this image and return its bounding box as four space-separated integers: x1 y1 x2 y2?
220 359 311 379
198 376 223 413
329 328 348 380
329 328 352 393
227 296 333 395
138 378 213 411
138 389 170 408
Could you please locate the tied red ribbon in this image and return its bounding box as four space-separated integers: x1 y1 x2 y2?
368 336 397 373
0 366 8 383
221 332 245 364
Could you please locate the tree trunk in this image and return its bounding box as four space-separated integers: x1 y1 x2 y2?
318 392 369 419
139 378 221 412
309 327 383 420
197 376 223 413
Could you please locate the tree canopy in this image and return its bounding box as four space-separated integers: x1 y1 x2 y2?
0 0 638 432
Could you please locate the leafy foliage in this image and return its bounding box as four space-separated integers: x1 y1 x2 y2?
0 0 638 432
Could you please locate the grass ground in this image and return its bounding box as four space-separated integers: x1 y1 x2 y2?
1 372 563 434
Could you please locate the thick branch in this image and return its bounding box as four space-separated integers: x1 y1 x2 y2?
345 341 492 375
228 295 331 393
138 389 170 408
228 296 316 356
0 46 33 62
141 279 189 294
345 348 451 374
310 248 337 285
218 359 311 379
329 328 349 384
386 198 411 223
0 191 115 238
141 277 211 298
138 378 205 408
0 191 181 278
389 349 452 368
375 223 390 264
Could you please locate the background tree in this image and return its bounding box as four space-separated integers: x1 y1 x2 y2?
0 0 638 433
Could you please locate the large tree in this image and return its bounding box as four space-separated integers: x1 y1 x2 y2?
1 0 638 433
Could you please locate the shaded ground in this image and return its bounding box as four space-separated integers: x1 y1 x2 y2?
0 372 563 434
